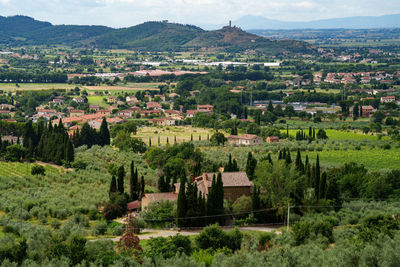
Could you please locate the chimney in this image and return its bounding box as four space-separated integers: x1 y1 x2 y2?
229 20 232 27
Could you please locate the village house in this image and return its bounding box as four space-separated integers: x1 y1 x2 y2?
185 110 198 118
227 134 263 146
164 110 183 120
361 105 375 117
0 104 14 110
69 109 85 117
37 109 57 117
72 97 84 103
89 105 100 112
141 193 178 210
51 96 65 105
197 105 213 113
380 96 396 104
140 110 162 117
146 102 162 110
1 135 23 145
266 136 280 143
154 94 166 102
98 109 112 116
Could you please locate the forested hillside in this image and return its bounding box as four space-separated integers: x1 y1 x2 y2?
0 16 314 54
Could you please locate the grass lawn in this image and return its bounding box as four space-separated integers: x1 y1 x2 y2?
135 126 221 145
0 83 76 91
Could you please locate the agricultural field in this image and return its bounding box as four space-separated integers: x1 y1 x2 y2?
86 95 109 106
284 129 390 141
307 148 400 170
82 82 164 92
0 83 76 92
0 161 59 178
135 126 221 145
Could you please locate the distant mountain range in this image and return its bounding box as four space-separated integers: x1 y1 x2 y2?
201 14 400 30
0 15 313 55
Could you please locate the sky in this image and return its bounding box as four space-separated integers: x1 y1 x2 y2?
0 0 399 28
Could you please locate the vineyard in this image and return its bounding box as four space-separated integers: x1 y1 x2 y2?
0 161 59 178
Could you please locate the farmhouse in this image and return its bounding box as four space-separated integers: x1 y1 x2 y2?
149 118 176 126
380 96 396 103
266 136 280 143
175 172 253 202
141 193 178 210
227 134 263 146
361 105 375 117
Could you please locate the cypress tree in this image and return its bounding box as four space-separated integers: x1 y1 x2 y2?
282 148 287 159
315 155 321 199
190 134 193 141
174 136 177 144
285 150 292 165
319 172 327 199
158 136 160 146
216 172 224 211
117 165 125 194
232 159 238 172
149 137 151 147
99 117 110 146
312 129 316 140
158 176 165 192
165 176 171 192
309 127 312 138
141 176 145 198
267 100 274 113
267 153 273 165
109 176 117 197
286 124 289 137
166 137 169 144
245 152 257 180
295 149 303 172
129 161 136 200
177 176 187 227
65 138 74 163
207 174 217 221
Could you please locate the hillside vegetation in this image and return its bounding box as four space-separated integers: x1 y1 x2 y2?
0 16 314 54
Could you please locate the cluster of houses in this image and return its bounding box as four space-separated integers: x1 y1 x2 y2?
313 71 398 85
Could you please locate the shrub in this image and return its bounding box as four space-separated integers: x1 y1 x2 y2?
72 160 87 170
92 221 108 236
196 225 243 252
103 203 123 221
31 164 45 176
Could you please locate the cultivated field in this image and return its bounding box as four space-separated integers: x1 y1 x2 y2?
0 83 76 91
0 161 59 178
135 126 220 145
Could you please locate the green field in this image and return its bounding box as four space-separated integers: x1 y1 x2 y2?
283 129 388 141
0 161 59 178
86 95 109 106
306 148 400 171
0 83 76 91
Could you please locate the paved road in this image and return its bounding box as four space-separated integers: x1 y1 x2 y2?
95 226 280 242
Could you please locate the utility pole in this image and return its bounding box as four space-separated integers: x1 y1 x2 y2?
287 203 290 231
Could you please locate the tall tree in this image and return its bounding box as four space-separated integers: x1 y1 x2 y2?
319 171 327 199
99 117 110 146
245 152 257 180
109 176 117 197
117 165 125 194
65 138 74 163
315 155 321 199
177 176 187 227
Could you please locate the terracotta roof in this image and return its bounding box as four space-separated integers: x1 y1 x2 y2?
127 200 141 210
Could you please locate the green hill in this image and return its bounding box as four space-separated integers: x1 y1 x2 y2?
0 16 314 55
93 21 204 51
